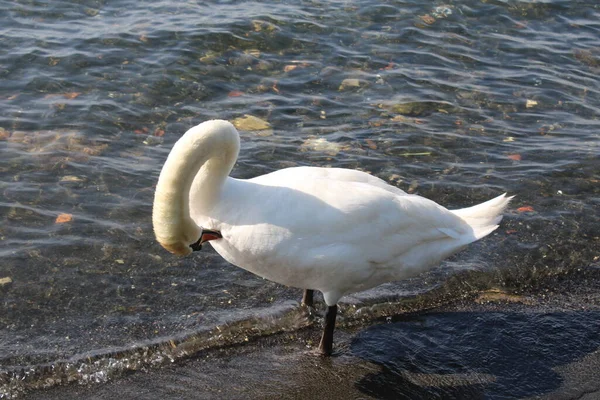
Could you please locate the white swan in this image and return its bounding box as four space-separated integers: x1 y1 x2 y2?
152 120 512 355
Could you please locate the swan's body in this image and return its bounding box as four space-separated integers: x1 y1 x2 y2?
153 120 512 354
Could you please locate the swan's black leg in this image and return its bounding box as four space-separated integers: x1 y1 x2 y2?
318 304 337 356
302 289 314 307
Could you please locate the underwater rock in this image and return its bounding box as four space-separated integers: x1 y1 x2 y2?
574 48 600 68
419 14 436 25
55 214 73 224
232 115 273 136
382 101 454 117
199 50 220 63
339 78 367 91
143 135 164 146
283 63 311 73
432 5 453 19
251 20 279 33
59 175 87 183
526 99 538 108
300 137 345 156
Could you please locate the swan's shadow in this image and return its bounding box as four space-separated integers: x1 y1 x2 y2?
351 310 600 399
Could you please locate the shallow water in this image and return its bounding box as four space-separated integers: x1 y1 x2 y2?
18 269 600 400
1 0 599 397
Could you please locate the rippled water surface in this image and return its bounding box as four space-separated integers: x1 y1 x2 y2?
1 0 599 398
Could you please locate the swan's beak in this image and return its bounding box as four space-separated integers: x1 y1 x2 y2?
190 228 223 252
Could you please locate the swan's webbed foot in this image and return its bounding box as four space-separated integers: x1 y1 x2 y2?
318 304 337 356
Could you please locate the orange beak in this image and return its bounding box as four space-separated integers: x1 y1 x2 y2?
190 228 222 252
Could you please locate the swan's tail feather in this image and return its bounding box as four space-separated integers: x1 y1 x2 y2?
451 193 514 240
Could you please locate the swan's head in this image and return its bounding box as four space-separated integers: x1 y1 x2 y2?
157 226 222 256
161 242 194 256
152 119 238 257
153 214 201 256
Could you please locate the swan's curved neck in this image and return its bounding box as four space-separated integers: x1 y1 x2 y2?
152 120 240 255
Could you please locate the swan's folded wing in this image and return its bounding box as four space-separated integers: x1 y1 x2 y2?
225 173 498 257
269 177 471 250
274 179 477 284
208 176 482 293
251 166 407 196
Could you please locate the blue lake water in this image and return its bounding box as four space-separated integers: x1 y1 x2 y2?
1 0 599 397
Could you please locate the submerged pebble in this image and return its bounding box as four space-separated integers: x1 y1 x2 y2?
143 136 164 146
0 277 13 288
383 101 451 116
432 5 453 19
300 137 345 156
526 99 538 108
231 115 273 136
339 78 366 91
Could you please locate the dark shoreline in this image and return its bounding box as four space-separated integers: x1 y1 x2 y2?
21 267 600 400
